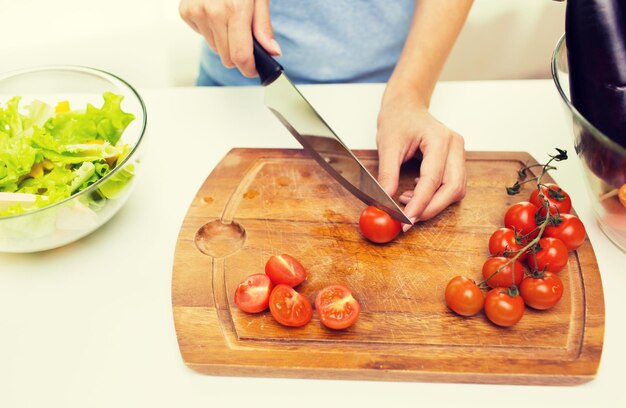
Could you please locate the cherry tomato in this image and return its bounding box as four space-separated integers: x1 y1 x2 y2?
544 214 586 250
315 285 361 330
234 273 273 313
359 206 402 243
265 254 307 287
504 202 539 238
444 276 484 316
484 288 525 327
269 284 312 327
488 227 528 261
619 184 626 207
529 183 572 215
520 273 564 310
527 237 569 273
482 257 525 289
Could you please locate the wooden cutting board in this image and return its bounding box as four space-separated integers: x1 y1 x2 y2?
172 148 604 385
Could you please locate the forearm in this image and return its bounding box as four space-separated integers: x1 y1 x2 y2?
385 0 473 108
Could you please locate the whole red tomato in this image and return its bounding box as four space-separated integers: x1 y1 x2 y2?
359 206 402 243
484 288 525 327
544 214 586 250
315 285 361 330
520 273 564 310
444 276 484 316
269 284 312 327
265 254 307 287
234 273 273 313
527 237 569 273
504 202 539 238
488 227 528 261
482 257 525 289
529 183 572 215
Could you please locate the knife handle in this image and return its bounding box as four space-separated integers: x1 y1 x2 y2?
253 38 283 86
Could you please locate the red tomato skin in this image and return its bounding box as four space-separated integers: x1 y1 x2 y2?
265 254 307 287
444 276 484 317
269 284 313 327
488 227 528 261
504 202 540 238
315 285 361 330
529 183 572 215
527 237 569 273
484 288 525 327
520 273 564 310
544 214 587 250
359 206 402 244
234 274 273 313
482 257 525 289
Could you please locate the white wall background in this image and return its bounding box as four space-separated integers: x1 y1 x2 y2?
0 0 565 88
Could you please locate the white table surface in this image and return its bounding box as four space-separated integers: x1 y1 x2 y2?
1 80 625 408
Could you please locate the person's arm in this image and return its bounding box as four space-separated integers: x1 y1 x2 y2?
179 0 281 78
376 0 473 231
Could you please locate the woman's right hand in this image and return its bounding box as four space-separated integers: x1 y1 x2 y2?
179 0 282 77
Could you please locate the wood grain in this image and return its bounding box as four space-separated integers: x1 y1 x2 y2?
172 149 605 385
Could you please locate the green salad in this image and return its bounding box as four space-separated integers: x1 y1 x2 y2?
0 92 135 217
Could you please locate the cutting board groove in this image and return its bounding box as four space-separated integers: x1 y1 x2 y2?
172 148 604 385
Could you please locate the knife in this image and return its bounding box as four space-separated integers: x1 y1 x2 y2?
252 39 412 225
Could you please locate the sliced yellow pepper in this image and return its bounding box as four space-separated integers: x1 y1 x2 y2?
55 100 70 114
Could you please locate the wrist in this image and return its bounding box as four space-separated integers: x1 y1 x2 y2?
382 77 432 111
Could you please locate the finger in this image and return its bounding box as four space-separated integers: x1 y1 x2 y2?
179 1 200 33
196 23 217 52
402 136 450 224
253 0 281 55
227 1 255 76
206 11 233 68
376 138 404 197
398 190 414 204
419 134 467 221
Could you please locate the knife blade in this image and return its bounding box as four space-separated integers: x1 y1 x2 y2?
252 39 412 225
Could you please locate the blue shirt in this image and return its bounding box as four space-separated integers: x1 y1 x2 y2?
198 0 415 86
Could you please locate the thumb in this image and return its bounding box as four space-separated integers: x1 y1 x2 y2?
377 142 402 197
252 0 281 56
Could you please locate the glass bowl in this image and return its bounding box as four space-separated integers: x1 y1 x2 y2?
552 34 626 252
0 66 146 252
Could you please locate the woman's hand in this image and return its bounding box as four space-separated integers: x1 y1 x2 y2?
376 95 466 231
179 0 281 77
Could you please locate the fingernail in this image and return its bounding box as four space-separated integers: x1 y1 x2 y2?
271 39 282 55
402 217 417 233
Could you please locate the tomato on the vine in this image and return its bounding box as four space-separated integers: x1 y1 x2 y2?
544 214 586 250
488 227 528 261
529 183 572 215
265 254 307 287
234 273 273 313
315 285 360 330
269 284 312 327
527 237 569 273
504 202 539 238
359 206 402 243
482 257 525 289
520 272 564 310
444 276 484 316
484 288 525 327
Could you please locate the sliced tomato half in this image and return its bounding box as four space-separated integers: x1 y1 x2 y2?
315 285 361 330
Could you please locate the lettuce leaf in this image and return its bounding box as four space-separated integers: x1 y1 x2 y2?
0 92 135 217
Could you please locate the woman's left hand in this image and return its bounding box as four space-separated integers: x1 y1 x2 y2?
376 95 467 231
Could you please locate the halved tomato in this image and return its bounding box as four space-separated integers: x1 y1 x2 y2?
234 273 273 313
315 285 361 330
265 254 307 287
269 284 312 327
